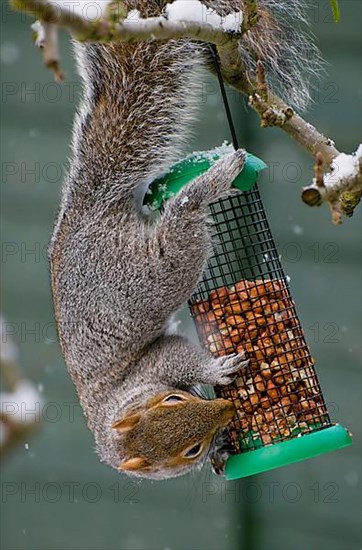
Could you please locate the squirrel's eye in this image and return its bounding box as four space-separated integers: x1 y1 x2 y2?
162 394 187 404
184 443 203 459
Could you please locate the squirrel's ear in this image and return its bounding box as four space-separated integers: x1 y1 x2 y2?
118 457 151 472
112 413 140 433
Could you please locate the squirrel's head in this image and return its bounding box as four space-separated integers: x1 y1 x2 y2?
112 390 235 479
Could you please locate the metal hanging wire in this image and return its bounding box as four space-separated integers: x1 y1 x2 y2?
209 44 240 150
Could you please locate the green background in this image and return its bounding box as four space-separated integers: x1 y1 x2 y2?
1 1 361 549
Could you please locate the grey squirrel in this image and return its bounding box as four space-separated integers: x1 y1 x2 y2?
49 0 319 479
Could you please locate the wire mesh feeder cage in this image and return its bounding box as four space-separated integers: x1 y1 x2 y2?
146 146 352 480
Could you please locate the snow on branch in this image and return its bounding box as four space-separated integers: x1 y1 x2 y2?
302 147 362 224
14 0 242 81
14 0 241 45
10 0 362 223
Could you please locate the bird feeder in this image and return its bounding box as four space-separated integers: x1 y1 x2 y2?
145 146 352 480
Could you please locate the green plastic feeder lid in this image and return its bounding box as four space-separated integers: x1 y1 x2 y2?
144 144 267 211
225 424 353 480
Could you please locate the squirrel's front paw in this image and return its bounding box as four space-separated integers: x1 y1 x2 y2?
206 352 249 386
210 428 234 476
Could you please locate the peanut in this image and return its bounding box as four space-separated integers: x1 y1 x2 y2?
223 338 234 351
209 343 221 354
260 363 272 379
226 314 244 327
250 393 259 407
238 300 252 312
235 290 249 302
261 433 273 445
254 347 265 362
270 301 280 313
272 372 285 385
212 304 225 318
251 283 267 298
289 393 299 404
193 300 210 314
206 311 218 323
280 396 293 413
244 311 254 323
242 400 253 414
225 301 243 314
218 323 231 337
270 358 281 370
253 298 268 314
234 281 252 292
236 344 246 355
267 381 279 402
260 396 271 410
255 375 266 392
244 342 254 353
209 287 228 303
255 314 267 327
230 329 243 344
246 325 259 340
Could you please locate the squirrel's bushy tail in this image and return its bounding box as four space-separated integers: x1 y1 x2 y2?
205 0 322 109
240 0 322 109
69 38 204 212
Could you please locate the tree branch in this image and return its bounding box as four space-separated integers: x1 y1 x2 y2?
217 43 340 165
13 0 240 45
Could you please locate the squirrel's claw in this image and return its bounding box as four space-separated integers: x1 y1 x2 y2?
207 352 249 386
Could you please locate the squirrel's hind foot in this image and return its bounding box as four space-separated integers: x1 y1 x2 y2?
200 148 246 206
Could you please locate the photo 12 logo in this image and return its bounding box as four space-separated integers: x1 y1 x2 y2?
1 481 141 504
195 480 340 504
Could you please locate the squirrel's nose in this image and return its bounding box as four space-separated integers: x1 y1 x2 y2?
214 398 235 423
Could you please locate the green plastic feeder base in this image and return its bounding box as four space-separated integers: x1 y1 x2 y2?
225 424 352 480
